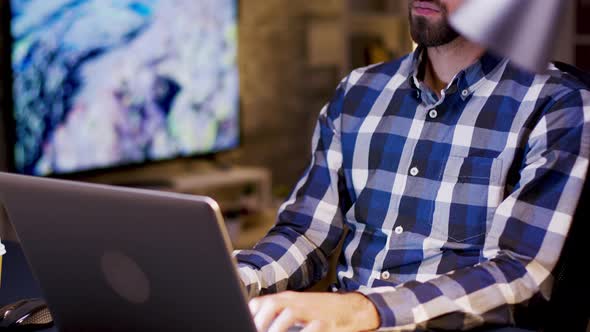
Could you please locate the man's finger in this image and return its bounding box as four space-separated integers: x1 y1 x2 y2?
249 298 261 316
253 299 283 332
268 308 301 332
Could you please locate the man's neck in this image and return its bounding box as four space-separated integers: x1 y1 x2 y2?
423 37 485 97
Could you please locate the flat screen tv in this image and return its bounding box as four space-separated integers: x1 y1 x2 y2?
6 0 239 176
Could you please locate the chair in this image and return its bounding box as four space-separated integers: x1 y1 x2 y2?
542 167 590 331
540 61 590 331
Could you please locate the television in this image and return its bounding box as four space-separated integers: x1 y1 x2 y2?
5 0 239 177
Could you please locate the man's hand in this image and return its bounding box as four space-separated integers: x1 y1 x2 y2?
248 291 380 332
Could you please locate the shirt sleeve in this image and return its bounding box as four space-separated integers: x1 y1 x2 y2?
233 76 350 299
358 89 590 331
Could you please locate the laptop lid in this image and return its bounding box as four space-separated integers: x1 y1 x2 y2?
0 172 256 332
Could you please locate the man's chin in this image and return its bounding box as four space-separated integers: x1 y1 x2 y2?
411 14 444 26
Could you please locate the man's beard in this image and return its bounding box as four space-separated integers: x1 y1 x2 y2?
409 1 459 47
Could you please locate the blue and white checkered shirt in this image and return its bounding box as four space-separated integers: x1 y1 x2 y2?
235 48 590 330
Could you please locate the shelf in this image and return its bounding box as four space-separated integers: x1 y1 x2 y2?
84 164 273 215
167 166 272 212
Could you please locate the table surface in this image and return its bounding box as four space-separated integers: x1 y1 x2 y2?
0 241 57 332
0 241 533 332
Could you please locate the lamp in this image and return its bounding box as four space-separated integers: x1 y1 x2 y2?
449 0 569 73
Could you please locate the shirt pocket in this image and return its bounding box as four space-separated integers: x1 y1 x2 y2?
430 156 503 244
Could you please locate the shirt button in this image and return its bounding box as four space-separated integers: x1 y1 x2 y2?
410 167 419 176
395 226 404 234
381 271 391 280
428 109 438 119
461 89 470 97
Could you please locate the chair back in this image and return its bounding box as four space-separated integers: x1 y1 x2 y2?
543 61 590 332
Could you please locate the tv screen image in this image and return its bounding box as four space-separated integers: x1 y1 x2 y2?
10 0 239 176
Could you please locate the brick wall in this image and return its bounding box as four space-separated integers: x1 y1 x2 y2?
220 0 341 192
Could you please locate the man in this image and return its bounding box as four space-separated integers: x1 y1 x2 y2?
235 0 590 331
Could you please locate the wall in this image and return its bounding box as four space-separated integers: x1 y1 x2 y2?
553 0 576 64
220 0 317 193
221 0 347 193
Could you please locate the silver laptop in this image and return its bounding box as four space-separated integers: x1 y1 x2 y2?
0 172 257 332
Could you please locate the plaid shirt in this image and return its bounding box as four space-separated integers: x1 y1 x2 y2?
235 48 590 331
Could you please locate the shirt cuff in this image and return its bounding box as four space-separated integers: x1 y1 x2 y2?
237 262 262 299
356 286 417 330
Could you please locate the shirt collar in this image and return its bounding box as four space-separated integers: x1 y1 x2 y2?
407 45 505 100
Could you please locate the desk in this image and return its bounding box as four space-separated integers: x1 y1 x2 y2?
0 241 57 332
0 241 532 332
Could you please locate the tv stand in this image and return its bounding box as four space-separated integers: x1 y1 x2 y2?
108 166 272 213
170 166 272 211
199 154 233 171
112 178 175 189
